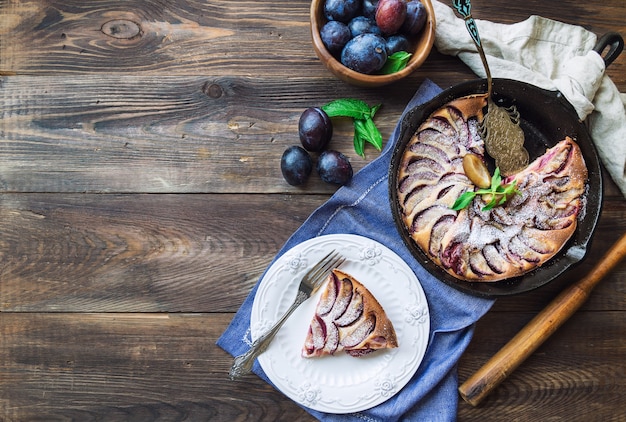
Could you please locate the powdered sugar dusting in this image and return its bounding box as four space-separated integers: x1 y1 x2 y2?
397 91 588 282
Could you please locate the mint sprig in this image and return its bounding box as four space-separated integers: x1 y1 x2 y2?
380 51 412 74
322 99 382 158
451 167 519 211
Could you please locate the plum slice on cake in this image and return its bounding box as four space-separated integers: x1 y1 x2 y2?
302 269 398 358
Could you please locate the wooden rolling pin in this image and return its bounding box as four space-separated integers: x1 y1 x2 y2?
459 232 626 406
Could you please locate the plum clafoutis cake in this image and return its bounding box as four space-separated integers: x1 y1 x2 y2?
302 269 398 358
396 94 587 282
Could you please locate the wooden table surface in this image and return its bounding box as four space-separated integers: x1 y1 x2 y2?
1 0 625 420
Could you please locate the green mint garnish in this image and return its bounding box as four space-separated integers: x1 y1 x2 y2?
322 98 373 120
451 167 520 211
380 51 412 74
322 99 383 158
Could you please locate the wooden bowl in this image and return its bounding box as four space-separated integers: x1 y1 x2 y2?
310 0 436 87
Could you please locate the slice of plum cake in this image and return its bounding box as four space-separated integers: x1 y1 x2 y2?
302 269 398 358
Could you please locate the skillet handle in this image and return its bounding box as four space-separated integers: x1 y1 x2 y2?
593 31 624 67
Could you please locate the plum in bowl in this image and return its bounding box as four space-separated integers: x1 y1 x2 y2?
310 0 436 87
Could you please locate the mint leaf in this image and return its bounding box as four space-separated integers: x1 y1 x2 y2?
352 118 382 158
362 117 383 151
482 196 499 211
353 119 367 157
321 98 384 157
322 98 372 120
491 167 501 187
370 103 381 118
451 191 477 210
450 167 519 211
502 180 519 196
380 51 412 74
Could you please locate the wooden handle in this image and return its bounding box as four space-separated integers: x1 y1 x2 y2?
459 233 626 406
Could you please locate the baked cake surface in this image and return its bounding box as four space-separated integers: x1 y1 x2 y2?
302 269 398 358
397 95 588 282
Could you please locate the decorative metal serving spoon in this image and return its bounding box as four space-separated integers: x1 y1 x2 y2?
452 0 529 176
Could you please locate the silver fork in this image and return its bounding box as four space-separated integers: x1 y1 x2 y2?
229 250 346 379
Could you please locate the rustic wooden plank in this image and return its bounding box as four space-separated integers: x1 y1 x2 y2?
0 193 624 313
0 74 425 194
1 0 624 87
0 0 317 77
1 74 625 196
0 312 314 421
0 311 623 421
458 310 626 421
0 193 326 312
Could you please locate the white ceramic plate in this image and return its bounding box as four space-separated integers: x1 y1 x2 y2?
251 234 430 414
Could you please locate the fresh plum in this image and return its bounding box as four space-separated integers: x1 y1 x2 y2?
348 16 381 37
385 34 410 55
341 33 388 74
401 0 427 35
320 20 352 56
375 0 407 35
298 107 333 152
362 0 380 19
281 146 313 186
324 0 362 23
317 150 353 185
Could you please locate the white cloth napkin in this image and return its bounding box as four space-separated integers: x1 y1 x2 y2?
432 0 626 197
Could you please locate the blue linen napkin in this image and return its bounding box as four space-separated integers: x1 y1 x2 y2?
217 79 495 421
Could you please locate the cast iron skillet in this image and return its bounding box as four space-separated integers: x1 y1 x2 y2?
389 32 623 297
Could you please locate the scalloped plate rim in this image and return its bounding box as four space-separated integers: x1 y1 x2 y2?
250 233 430 414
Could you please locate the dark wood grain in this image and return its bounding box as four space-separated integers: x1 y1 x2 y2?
0 313 314 421
0 74 420 193
1 0 625 420
0 193 326 312
1 74 624 196
458 311 626 421
1 0 624 85
0 310 623 421
0 193 623 314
